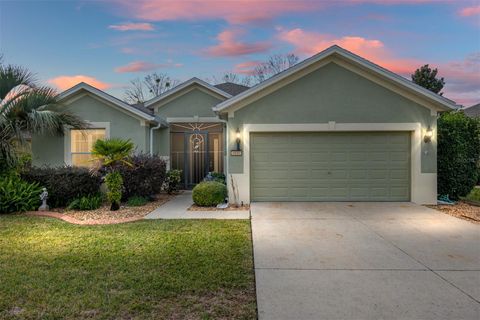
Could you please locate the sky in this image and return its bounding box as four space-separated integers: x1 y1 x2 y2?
1 0 479 106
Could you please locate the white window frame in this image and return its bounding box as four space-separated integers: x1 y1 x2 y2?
64 121 110 165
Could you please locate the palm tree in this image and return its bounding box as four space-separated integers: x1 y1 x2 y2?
91 138 134 210
0 60 87 173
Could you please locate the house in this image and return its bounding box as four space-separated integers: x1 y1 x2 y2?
32 45 457 205
463 103 480 118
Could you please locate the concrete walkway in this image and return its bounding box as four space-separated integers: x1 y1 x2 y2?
251 202 480 320
144 191 250 219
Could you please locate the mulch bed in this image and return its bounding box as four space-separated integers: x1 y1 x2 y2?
188 204 250 211
26 193 176 225
427 201 480 224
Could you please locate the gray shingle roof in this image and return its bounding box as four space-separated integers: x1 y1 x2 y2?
214 82 250 96
463 103 480 118
131 102 154 115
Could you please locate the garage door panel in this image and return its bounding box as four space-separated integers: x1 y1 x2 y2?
250 132 410 202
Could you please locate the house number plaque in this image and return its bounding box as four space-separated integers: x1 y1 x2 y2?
230 150 242 156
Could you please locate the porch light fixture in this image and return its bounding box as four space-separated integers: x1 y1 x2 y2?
236 128 241 151
424 126 433 143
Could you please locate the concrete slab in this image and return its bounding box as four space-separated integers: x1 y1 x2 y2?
256 269 480 320
144 192 249 219
436 271 480 302
252 219 424 270
251 202 480 320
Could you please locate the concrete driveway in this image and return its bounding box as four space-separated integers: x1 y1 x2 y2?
251 202 480 320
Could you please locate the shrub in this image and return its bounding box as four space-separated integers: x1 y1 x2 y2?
21 166 102 208
192 181 228 207
438 112 480 199
114 153 166 200
67 194 103 211
164 169 182 194
105 172 123 211
204 172 226 184
127 195 148 207
464 188 480 202
0 176 42 213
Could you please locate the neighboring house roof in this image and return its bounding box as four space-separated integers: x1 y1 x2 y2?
214 82 250 96
144 77 232 108
463 103 480 118
213 45 458 114
58 82 156 121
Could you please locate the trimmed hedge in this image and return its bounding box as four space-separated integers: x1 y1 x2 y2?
192 181 227 207
21 166 102 208
438 111 480 199
114 153 166 200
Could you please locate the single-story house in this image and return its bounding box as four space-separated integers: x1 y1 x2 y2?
32 45 458 205
463 103 480 118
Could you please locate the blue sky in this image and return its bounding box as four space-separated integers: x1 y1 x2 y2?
1 0 479 105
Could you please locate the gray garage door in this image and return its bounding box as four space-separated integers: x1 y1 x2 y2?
250 132 410 201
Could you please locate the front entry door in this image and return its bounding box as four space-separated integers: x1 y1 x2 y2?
185 131 208 188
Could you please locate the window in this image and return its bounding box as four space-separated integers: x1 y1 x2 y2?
70 129 105 167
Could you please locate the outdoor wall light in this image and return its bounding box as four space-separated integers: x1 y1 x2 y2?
236 128 241 150
424 126 433 143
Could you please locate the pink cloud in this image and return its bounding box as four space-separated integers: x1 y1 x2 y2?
459 5 480 17
234 61 262 75
114 0 313 24
204 29 272 57
114 60 182 73
278 27 479 106
48 75 111 90
108 22 154 31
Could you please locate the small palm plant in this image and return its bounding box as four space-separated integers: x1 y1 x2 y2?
0 59 87 173
91 138 134 211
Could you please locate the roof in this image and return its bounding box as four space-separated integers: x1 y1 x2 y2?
58 82 156 121
214 82 250 96
463 103 480 118
144 77 232 108
131 102 154 115
213 45 458 114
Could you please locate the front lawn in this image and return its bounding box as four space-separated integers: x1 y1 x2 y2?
0 216 256 319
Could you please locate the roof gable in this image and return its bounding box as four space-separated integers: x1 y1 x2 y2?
213 45 458 115
58 82 155 121
144 77 232 108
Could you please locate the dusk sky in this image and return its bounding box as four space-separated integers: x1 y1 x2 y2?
1 0 479 106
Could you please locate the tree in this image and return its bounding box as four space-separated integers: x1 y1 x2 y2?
207 72 252 87
411 64 445 95
124 73 179 103
91 138 134 210
437 111 480 199
253 53 299 83
0 61 87 173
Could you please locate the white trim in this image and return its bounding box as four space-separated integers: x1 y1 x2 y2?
144 77 232 108
58 82 155 121
214 45 457 113
166 116 225 123
228 122 436 205
64 121 110 165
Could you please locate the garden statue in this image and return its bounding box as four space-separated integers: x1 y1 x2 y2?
39 187 49 211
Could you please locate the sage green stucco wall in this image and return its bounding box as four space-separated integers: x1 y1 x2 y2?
32 94 149 166
227 62 437 174
154 87 223 118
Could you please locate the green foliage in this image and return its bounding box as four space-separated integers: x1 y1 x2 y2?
464 188 480 202
164 169 182 194
127 195 148 207
0 176 41 213
411 64 445 95
91 138 134 169
205 172 226 184
192 181 228 207
105 172 123 211
113 153 166 200
0 61 87 171
67 194 103 211
21 166 102 208
438 111 480 199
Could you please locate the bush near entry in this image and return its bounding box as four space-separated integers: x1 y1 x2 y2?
192 181 228 207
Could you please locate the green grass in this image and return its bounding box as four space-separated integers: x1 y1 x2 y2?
0 216 256 319
463 187 480 203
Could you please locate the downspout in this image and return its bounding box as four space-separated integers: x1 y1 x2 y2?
149 121 162 156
